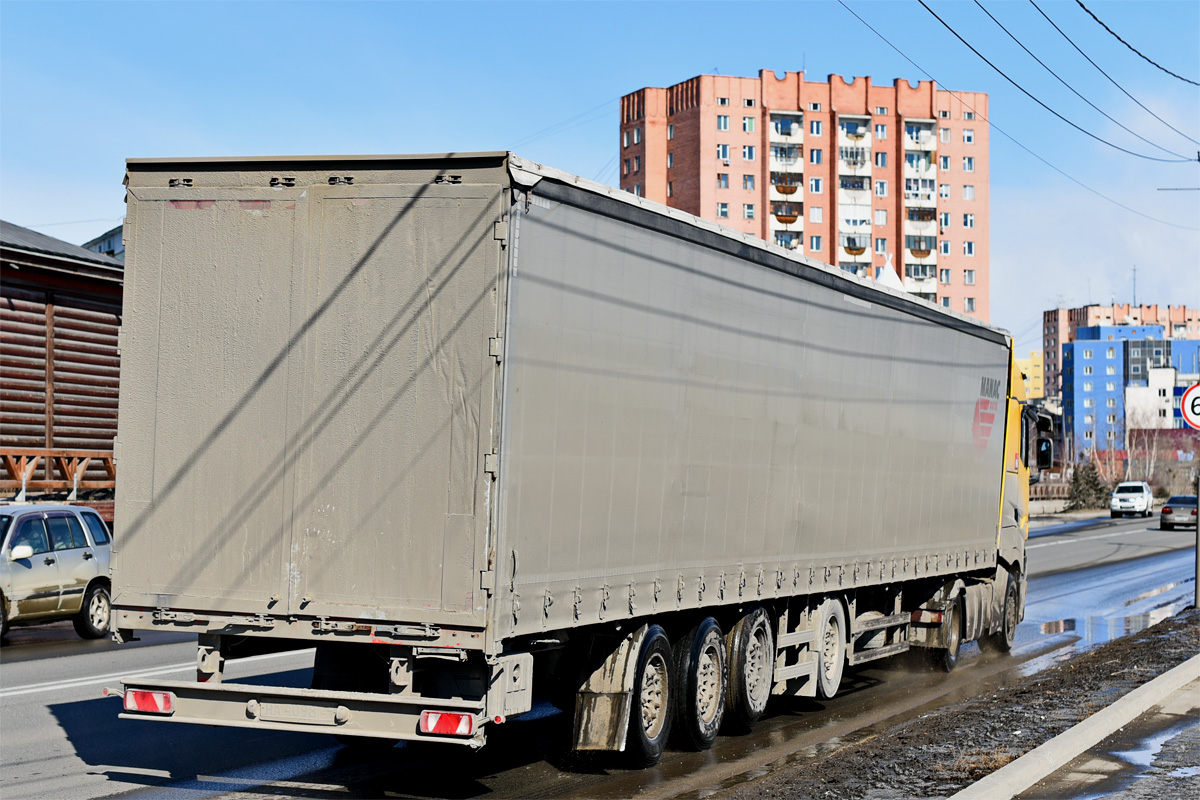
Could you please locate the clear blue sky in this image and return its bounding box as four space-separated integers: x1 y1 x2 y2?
2 1 1197 354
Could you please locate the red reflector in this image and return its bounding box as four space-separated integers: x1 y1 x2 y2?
124 690 175 715
911 610 943 624
419 710 475 736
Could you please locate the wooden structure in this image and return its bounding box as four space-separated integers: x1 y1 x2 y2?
1 220 123 510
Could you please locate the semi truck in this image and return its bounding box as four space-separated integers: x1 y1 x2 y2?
111 152 1049 765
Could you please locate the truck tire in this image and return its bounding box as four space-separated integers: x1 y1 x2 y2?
930 599 961 673
73 583 110 639
672 617 726 750
724 607 774 733
980 572 1019 653
627 625 673 767
815 600 847 700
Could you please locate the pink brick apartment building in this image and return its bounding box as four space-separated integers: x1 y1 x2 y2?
1043 303 1200 398
620 71 990 320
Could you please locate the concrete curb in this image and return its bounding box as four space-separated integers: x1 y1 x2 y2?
950 652 1200 800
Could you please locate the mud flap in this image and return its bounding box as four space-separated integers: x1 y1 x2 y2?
571 625 648 752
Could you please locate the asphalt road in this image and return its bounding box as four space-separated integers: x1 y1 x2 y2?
0 516 1195 800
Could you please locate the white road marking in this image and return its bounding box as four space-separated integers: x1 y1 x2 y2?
1027 528 1169 549
0 648 314 699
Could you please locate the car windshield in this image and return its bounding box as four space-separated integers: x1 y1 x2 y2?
1114 485 1143 494
1165 496 1197 505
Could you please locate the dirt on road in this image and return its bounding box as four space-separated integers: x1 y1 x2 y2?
719 605 1200 800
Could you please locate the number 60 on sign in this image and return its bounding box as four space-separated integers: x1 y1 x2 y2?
1183 384 1200 430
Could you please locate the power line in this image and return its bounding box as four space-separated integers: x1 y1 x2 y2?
1075 0 1200 87
918 0 1194 163
974 1 1190 160
510 96 620 150
1030 1 1200 148
835 1 1199 232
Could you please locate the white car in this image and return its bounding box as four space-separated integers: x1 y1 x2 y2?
1110 481 1153 518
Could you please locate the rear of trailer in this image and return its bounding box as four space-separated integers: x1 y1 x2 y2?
112 152 1031 758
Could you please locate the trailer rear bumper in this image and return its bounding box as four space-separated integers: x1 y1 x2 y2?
116 678 488 747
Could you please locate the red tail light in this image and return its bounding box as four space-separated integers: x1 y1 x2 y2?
1192 509 1197 516
124 690 175 715
419 710 475 736
1163 507 1172 514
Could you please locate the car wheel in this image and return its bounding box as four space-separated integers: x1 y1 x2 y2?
724 607 774 733
672 618 726 751
930 598 961 673
980 572 1018 653
1110 511 1119 518
627 625 673 767
1161 522 1173 531
73 583 110 639
815 599 847 700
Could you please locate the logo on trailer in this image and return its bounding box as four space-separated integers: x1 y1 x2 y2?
973 376 1002 453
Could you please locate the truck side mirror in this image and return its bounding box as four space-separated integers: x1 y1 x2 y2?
1036 438 1054 471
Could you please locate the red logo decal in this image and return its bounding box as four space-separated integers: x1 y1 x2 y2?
973 398 998 452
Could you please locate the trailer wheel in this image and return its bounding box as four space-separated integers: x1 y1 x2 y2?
981 572 1019 653
672 617 727 750
724 607 774 733
626 624 673 767
815 600 846 700
930 599 961 673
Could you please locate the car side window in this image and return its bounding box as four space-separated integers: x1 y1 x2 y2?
46 515 86 550
11 518 51 555
81 512 110 545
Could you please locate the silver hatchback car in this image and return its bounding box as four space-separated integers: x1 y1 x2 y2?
1 504 113 639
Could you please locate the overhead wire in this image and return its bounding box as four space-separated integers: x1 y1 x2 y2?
973 0 1191 160
1029 0 1200 148
917 0 1194 163
1075 0 1200 87
835 0 1199 232
510 96 620 150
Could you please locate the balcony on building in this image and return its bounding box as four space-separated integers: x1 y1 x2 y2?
839 117 872 147
770 143 803 171
838 176 871 205
770 170 803 200
771 201 803 226
839 146 869 173
905 234 937 261
903 177 937 208
903 150 934 176
904 120 936 150
839 263 870 278
839 232 871 258
774 230 803 251
771 113 804 141
904 263 937 295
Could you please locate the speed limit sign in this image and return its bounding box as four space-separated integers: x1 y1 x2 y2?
1183 383 1200 430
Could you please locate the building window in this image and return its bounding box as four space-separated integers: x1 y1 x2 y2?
1084 430 1094 441
623 158 630 175
874 123 887 138
875 106 888 115
941 297 951 308
939 109 950 119
1084 414 1094 425
810 235 822 250
875 152 887 168
963 213 975 227
963 129 975 144
634 155 641 172
717 202 729 218
717 115 730 131
667 153 674 169
1083 349 1093 359
743 174 755 190
633 127 641 144
1108 414 1118 424
744 98 756 107
633 184 642 197
774 231 801 249
1106 347 1114 358
810 177 823 193
717 173 729 188
717 97 729 106
940 183 951 199
964 111 975 120
874 208 887 225
717 144 730 160
940 240 951 255
622 131 630 148
939 268 951 284
963 156 975 171
1106 382 1115 391
667 181 673 198
744 203 755 219
939 155 950 170
963 242 975 256
809 102 821 111
939 127 950 143
1106 430 1117 441
743 116 755 132
963 185 975 200
667 123 674 140
1083 366 1093 375
1084 381 1093 391
875 237 887 253
743 145 756 160
874 180 887 197
1107 398 1116 407
810 206 823 223
810 120 823 136
1107 365 1117 375
964 269 975 284
939 211 950 227
810 148 822 165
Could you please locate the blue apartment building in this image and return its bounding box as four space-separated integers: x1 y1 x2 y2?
1062 325 1163 456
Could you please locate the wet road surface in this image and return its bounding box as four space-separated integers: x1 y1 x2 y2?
1 518 1194 799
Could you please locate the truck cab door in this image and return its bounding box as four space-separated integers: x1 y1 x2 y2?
5 517 61 616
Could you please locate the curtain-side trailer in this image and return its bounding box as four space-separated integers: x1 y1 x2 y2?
111 153 1047 765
